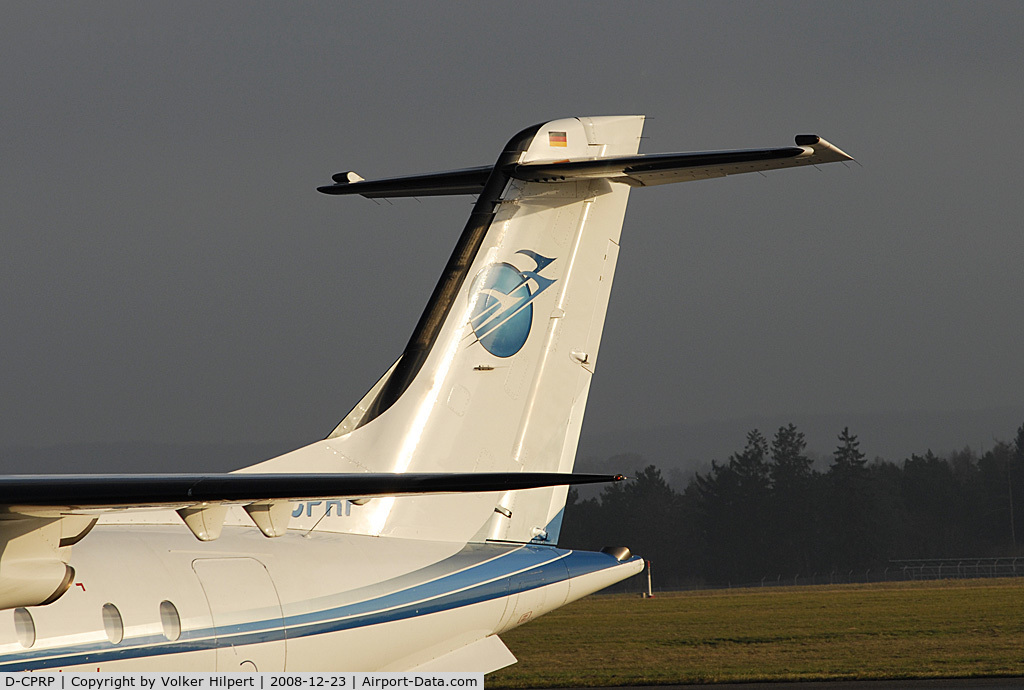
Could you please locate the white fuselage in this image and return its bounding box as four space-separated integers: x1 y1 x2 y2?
0 515 641 671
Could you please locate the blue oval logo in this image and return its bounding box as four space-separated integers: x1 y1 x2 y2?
468 250 557 358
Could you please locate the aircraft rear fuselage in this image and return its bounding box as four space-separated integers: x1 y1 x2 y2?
0 522 640 671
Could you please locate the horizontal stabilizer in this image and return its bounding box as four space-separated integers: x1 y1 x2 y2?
318 165 492 198
316 134 852 199
512 135 853 186
0 471 623 512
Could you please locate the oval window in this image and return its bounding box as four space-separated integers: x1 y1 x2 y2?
159 600 181 641
101 603 124 644
13 608 35 648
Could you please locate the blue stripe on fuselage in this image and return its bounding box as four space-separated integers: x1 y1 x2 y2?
0 545 634 671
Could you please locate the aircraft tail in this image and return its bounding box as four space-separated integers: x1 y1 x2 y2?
250 116 645 544
248 116 851 545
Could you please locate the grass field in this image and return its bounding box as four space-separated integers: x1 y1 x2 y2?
486 578 1024 687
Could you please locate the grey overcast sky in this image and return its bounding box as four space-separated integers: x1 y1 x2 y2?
2 2 1023 459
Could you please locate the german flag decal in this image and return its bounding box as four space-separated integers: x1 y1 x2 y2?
548 131 567 147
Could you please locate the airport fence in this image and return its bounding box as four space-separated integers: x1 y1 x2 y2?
605 557 1024 594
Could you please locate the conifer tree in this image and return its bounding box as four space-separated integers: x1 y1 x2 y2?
831 426 867 474
770 423 813 486
768 423 818 574
826 427 877 570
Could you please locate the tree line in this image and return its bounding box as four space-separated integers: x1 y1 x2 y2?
561 423 1024 588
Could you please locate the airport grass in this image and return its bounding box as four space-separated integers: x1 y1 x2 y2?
486 578 1024 687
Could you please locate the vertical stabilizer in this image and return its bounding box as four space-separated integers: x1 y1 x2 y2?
250 116 645 544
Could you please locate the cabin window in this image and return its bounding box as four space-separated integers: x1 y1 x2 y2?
101 603 124 644
159 600 181 641
13 608 35 648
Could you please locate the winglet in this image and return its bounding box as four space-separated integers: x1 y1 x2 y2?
331 171 365 184
794 135 854 164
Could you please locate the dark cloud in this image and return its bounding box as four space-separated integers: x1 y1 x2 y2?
1 3 1022 462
